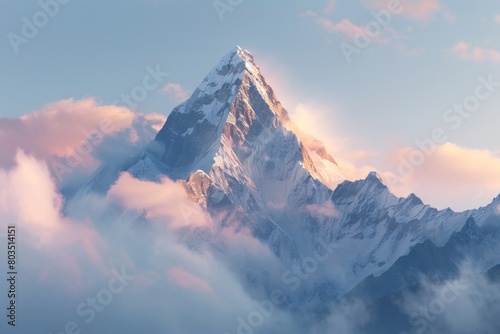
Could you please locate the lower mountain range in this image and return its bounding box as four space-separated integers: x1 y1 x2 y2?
65 47 500 334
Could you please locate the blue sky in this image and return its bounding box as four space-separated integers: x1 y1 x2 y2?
1 0 500 209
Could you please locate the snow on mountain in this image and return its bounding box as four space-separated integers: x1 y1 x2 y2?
68 46 500 313
344 215 498 304
130 46 344 186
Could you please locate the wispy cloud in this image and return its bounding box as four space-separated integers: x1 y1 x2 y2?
495 14 500 23
396 43 425 56
299 9 318 18
309 299 371 334
451 41 500 63
299 0 336 17
442 10 457 23
319 18 358 37
306 201 339 217
323 0 336 14
368 0 442 21
396 271 500 333
161 82 190 103
108 173 211 229
168 267 213 294
314 17 393 43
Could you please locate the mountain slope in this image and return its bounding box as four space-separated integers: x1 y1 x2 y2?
68 46 500 315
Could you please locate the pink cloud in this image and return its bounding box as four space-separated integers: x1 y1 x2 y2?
495 15 500 24
317 138 500 211
370 0 442 20
0 98 165 170
108 173 211 229
0 98 165 188
384 142 500 211
314 17 393 43
0 151 62 233
324 18 359 37
161 83 190 103
337 159 379 182
0 99 131 166
451 41 500 62
168 267 213 294
314 17 335 32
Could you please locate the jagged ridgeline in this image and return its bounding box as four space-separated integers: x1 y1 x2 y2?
70 47 500 328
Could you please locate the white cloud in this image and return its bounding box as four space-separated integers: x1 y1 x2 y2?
108 172 212 229
309 299 371 334
306 200 339 217
0 150 301 334
396 271 500 333
0 150 108 287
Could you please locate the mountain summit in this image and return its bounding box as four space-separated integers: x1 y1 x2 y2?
73 47 500 318
132 46 345 189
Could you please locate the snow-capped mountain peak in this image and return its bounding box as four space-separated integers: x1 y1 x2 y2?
366 171 383 182
146 47 344 187
69 47 500 319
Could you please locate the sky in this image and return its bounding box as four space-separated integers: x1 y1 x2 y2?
1 0 500 210
1 2 500 333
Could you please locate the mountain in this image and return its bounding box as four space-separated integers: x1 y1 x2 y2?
128 46 348 262
130 46 344 191
69 46 500 321
344 216 492 303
